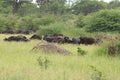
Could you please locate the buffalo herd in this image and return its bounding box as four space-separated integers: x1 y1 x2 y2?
4 34 41 42
43 34 101 45
3 33 101 45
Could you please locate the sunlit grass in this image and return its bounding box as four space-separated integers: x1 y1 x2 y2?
0 34 120 80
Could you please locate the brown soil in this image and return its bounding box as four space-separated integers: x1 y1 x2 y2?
32 43 71 55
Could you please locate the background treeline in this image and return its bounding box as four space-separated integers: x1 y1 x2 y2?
0 0 120 36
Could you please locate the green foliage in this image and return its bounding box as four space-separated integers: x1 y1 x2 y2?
18 2 37 16
0 14 18 31
0 14 55 32
0 14 38 31
96 42 120 56
0 1 12 14
110 43 120 56
16 16 39 31
37 22 63 35
95 42 108 56
116 43 120 55
83 9 120 32
38 15 55 26
75 14 85 28
60 14 76 22
38 0 67 14
108 0 120 9
72 0 107 15
37 56 50 70
77 47 86 56
90 66 102 80
37 21 85 37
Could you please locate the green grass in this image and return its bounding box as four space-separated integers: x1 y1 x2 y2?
0 34 120 80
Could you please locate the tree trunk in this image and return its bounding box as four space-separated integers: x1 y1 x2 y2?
13 0 20 14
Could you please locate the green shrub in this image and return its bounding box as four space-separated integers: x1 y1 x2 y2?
16 14 55 31
75 14 85 28
16 16 40 31
90 66 102 80
0 14 18 31
96 42 120 56
95 42 108 56
37 56 50 70
84 9 120 32
60 14 76 22
37 22 63 35
116 43 120 54
107 42 120 56
38 15 55 26
37 21 86 37
77 47 86 56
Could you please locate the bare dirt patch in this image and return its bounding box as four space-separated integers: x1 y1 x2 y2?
32 43 72 55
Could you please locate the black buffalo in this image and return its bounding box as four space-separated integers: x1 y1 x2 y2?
72 38 81 44
1 30 14 34
43 34 54 42
30 34 42 40
79 36 96 45
43 34 65 43
4 35 29 42
64 37 72 43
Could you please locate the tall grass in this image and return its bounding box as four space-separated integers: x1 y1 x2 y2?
0 34 120 80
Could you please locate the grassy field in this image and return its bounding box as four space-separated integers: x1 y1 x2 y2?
0 34 120 80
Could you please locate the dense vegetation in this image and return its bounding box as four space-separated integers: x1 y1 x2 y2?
0 0 120 35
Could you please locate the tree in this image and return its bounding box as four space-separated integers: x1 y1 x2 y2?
37 0 67 14
108 0 120 9
0 1 12 14
36 0 49 7
72 0 107 15
2 0 32 14
18 2 37 16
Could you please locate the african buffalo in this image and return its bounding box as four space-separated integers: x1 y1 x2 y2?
2 30 14 34
64 37 72 43
30 34 42 40
4 35 29 42
72 38 81 44
43 34 65 43
79 36 96 45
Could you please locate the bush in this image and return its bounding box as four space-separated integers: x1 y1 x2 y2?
16 16 40 31
77 47 86 56
38 15 55 26
95 42 120 56
37 21 86 37
90 66 102 80
84 9 120 32
16 14 55 31
37 56 50 70
60 14 76 22
37 22 63 35
75 14 85 28
116 43 120 54
108 43 120 56
95 42 108 56
0 14 18 31
0 14 41 32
